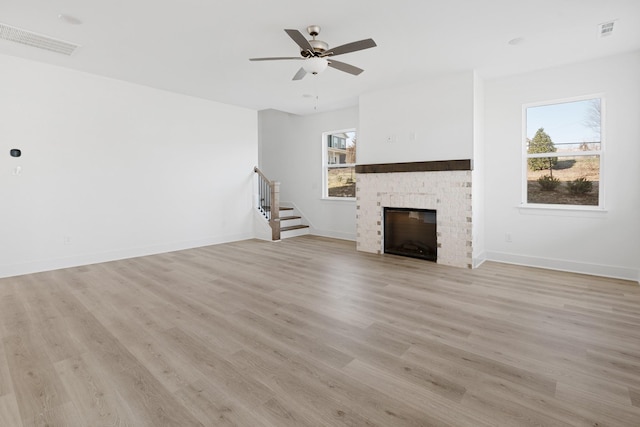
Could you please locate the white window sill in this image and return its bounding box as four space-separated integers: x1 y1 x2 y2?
517 203 607 217
322 197 356 202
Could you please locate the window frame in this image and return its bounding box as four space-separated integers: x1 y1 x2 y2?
521 94 605 210
322 128 357 200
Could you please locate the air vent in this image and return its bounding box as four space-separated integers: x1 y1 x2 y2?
0 23 80 55
598 20 616 38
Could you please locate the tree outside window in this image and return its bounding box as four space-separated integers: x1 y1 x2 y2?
524 97 603 207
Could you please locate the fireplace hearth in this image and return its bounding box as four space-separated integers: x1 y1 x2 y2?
384 208 437 262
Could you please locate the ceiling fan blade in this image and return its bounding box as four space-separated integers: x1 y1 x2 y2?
249 57 303 61
322 38 377 57
327 59 364 76
292 67 307 80
284 29 314 53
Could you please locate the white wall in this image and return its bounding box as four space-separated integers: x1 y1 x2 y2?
484 52 640 281
0 54 257 278
472 71 486 266
358 71 475 164
258 107 358 240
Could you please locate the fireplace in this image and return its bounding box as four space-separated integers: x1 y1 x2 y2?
384 208 437 262
355 160 473 268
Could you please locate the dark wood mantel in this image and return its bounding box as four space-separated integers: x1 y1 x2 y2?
355 159 472 174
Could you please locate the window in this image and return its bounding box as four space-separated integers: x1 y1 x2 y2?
323 129 356 198
524 97 603 208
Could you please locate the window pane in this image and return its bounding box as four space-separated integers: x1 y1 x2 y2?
325 130 356 198
327 132 355 165
525 98 602 207
527 99 601 151
327 166 356 197
527 155 600 206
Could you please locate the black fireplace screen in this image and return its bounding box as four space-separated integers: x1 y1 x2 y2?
383 208 437 262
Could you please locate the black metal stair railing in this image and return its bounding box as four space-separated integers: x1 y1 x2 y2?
254 167 280 240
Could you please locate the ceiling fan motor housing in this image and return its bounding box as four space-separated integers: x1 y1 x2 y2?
300 25 328 57
302 39 328 57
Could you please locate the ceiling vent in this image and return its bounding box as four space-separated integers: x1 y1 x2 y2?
598 20 616 38
0 22 80 55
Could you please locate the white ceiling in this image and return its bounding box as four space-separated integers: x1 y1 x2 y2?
1 0 639 115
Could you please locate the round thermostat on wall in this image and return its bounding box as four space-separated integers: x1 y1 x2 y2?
10 149 21 157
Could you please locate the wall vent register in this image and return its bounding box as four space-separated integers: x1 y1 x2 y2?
0 22 80 55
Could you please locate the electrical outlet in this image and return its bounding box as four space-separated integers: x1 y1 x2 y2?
505 233 512 243
63 236 72 245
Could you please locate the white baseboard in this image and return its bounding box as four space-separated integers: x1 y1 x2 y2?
0 232 254 279
280 200 356 241
473 251 487 268
310 228 356 241
485 250 639 283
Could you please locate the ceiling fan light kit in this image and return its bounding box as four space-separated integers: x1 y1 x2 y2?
249 25 376 80
302 57 328 74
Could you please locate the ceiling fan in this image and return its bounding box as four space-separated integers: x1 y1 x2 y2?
249 25 376 80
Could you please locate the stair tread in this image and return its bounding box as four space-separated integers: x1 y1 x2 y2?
264 206 293 211
280 215 301 221
281 224 309 232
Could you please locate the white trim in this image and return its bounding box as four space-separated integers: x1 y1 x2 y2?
473 252 487 268
485 250 638 282
517 204 607 215
310 228 356 241
322 197 357 202
523 93 606 109
522 94 605 209
321 128 357 199
526 151 601 159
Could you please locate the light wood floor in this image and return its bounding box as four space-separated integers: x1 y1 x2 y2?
1 236 639 426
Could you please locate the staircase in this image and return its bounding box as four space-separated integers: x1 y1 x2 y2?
278 206 310 239
254 167 310 240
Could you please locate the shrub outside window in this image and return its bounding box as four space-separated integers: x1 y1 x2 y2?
524 97 603 208
323 129 356 199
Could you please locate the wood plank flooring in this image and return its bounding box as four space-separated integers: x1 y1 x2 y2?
1 235 639 426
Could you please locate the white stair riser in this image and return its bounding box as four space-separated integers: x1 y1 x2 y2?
280 218 302 227
261 210 294 221
281 227 310 239
261 208 293 216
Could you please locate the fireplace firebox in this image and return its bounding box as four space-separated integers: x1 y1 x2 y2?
384 208 437 262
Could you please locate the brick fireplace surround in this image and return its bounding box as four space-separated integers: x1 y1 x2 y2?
355 160 473 268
